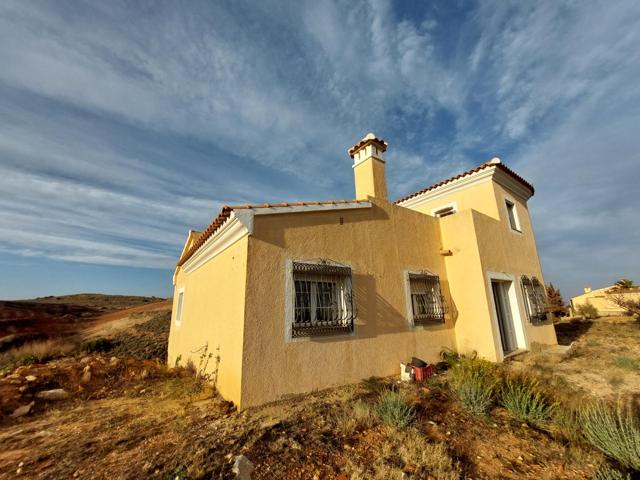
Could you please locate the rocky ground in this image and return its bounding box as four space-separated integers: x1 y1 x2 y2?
0 298 637 479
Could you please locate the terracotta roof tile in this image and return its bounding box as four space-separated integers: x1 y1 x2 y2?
177 199 362 266
394 159 534 205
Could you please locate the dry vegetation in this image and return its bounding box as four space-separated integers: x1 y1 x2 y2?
0 297 639 479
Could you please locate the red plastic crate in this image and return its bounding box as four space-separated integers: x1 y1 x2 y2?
412 364 433 382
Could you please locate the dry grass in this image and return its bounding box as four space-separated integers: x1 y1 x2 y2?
0 338 75 369
332 398 376 435
346 428 461 480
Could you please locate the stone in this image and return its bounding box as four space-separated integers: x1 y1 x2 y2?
109 357 119 366
25 375 37 382
11 402 34 418
232 455 254 480
35 389 69 401
140 369 149 380
80 357 91 364
81 370 91 384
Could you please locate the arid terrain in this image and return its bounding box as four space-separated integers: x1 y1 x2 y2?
0 296 638 479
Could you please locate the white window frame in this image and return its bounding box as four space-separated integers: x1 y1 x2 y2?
404 270 446 328
486 271 529 361
503 197 522 233
431 201 458 218
284 259 355 342
174 288 185 326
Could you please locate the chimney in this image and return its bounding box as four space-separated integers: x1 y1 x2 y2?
348 133 388 201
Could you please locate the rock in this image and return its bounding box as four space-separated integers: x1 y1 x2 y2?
232 455 254 480
109 357 119 366
81 370 91 384
18 386 28 393
35 389 69 401
80 357 91 364
140 369 149 380
25 375 37 382
11 402 34 417
6 373 21 380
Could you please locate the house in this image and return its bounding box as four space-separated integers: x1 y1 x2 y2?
571 285 640 316
168 133 558 409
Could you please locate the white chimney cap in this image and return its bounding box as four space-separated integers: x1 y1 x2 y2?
487 157 501 165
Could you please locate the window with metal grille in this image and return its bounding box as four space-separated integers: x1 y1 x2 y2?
408 273 445 325
292 261 354 338
521 276 547 323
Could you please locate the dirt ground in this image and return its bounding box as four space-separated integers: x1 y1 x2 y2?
0 301 637 479
513 316 640 400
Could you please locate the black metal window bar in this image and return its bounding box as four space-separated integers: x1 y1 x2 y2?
521 275 548 323
409 273 446 325
292 261 355 338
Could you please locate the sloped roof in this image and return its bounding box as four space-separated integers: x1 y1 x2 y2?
394 159 535 205
177 200 363 266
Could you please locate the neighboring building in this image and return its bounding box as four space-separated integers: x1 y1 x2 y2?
168 133 557 409
571 285 640 316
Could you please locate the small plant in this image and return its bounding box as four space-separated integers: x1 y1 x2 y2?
594 464 631 480
580 400 640 470
448 357 499 415
551 406 581 442
374 389 416 428
500 376 555 427
614 355 640 371
576 302 599 319
608 374 625 389
0 339 75 370
362 376 394 395
334 399 375 434
81 337 115 353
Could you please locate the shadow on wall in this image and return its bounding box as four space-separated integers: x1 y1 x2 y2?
309 273 458 344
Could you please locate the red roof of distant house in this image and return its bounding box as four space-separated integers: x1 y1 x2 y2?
393 159 535 205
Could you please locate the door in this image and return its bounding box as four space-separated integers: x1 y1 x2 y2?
491 280 518 355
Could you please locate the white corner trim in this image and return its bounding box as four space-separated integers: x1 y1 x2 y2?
182 212 251 273
397 167 495 208
431 201 458 217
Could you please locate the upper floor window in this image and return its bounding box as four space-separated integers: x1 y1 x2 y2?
521 276 547 323
432 202 457 218
408 273 446 325
175 290 184 326
505 199 521 232
292 261 354 338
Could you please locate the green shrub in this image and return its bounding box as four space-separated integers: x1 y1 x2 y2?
500 376 556 427
614 355 640 372
81 337 115 353
374 390 416 428
449 358 499 414
576 302 599 319
594 465 631 480
580 400 640 470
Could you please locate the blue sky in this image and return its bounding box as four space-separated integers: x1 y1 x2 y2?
0 0 638 301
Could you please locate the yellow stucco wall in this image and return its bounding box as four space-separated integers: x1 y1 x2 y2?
168 235 249 405
239 199 457 408
354 158 388 200
406 179 500 220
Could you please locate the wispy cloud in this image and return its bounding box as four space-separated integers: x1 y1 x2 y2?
0 0 638 297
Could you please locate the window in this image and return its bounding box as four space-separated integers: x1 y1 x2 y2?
505 200 521 231
521 276 547 323
432 202 457 218
175 290 184 326
408 273 446 325
292 261 354 337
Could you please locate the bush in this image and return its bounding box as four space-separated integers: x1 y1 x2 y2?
580 400 640 470
594 465 631 480
500 376 555 427
0 339 75 369
448 358 499 414
81 337 116 353
576 302 599 319
614 355 640 371
374 390 416 428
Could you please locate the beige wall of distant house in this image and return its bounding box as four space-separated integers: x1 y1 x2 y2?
239 199 457 408
168 235 249 406
571 287 640 316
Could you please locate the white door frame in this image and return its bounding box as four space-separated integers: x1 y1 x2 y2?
486 271 528 361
